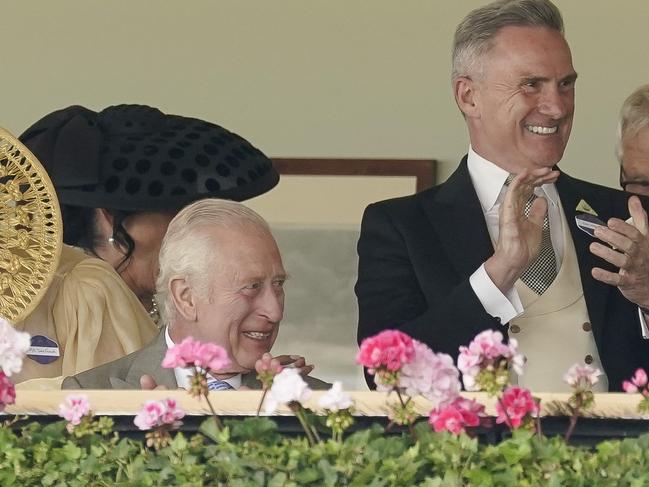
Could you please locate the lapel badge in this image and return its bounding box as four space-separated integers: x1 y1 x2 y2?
575 199 598 216
575 199 605 237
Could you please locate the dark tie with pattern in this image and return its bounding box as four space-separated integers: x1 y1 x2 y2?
505 174 558 294
207 379 234 391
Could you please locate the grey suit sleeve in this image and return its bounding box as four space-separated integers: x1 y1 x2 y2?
61 376 83 389
305 375 331 390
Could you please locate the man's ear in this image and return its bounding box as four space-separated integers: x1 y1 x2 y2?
169 277 198 322
454 76 480 118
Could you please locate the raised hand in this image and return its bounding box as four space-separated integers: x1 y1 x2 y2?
484 167 560 293
139 374 168 390
272 354 314 377
591 195 649 309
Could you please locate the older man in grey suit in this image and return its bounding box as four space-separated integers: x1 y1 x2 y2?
63 199 328 390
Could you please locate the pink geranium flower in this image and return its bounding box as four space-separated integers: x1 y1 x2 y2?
496 386 539 429
428 396 486 434
58 394 91 431
453 397 486 427
255 353 283 376
457 330 525 391
0 317 31 376
623 368 648 394
400 340 460 404
563 363 602 389
162 336 230 372
356 330 415 372
429 405 464 434
133 398 185 431
0 371 16 411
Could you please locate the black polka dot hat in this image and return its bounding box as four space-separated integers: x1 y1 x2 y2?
19 104 279 211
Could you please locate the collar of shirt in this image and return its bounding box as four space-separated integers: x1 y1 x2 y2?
467 147 559 213
164 327 242 390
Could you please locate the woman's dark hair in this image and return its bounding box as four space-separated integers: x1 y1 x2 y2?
62 205 135 272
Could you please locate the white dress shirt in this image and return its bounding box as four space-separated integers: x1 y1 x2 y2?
164 327 241 389
467 147 563 323
466 147 649 338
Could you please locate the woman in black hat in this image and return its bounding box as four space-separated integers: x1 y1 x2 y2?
15 104 279 384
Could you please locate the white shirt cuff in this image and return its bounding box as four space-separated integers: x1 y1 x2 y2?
638 308 649 339
469 264 523 324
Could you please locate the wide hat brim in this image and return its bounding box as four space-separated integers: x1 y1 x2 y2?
19 105 280 212
55 168 279 212
0 128 62 323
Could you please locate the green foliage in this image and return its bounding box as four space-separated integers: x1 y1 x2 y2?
2 417 649 485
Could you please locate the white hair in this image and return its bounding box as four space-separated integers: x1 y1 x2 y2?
155 198 270 327
452 0 564 82
616 84 649 163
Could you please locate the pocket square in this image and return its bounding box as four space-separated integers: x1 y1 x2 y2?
575 212 606 237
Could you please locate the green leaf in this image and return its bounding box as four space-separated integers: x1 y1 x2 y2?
170 433 188 452
225 417 280 445
199 418 230 443
61 442 82 461
268 472 288 487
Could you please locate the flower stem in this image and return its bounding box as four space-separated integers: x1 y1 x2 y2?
564 413 578 443
292 403 317 446
256 387 268 417
395 388 407 408
564 394 582 442
204 392 223 431
535 398 543 438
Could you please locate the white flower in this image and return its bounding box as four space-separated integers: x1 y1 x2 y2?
264 368 312 414
318 382 353 412
563 363 602 388
0 317 30 376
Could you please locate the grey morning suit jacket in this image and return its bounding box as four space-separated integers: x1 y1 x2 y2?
62 331 330 390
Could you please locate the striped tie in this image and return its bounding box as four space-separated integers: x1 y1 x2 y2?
505 174 558 295
207 379 233 391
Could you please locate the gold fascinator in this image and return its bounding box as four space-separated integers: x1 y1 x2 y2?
0 128 62 322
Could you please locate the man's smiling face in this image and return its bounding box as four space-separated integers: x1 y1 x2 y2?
466 25 577 173
193 224 286 374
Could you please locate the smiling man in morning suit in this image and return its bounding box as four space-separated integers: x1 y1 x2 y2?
356 0 649 391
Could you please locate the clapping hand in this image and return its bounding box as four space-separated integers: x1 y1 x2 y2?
485 167 560 292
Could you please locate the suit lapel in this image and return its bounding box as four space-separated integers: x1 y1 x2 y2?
420 157 495 279
123 331 178 389
556 172 612 345
241 372 262 389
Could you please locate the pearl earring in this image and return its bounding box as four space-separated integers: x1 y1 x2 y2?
108 236 115 245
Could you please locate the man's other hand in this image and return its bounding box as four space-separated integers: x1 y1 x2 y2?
591 195 649 308
273 354 314 377
139 374 168 390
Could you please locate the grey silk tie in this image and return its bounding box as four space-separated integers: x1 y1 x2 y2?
505 175 558 294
